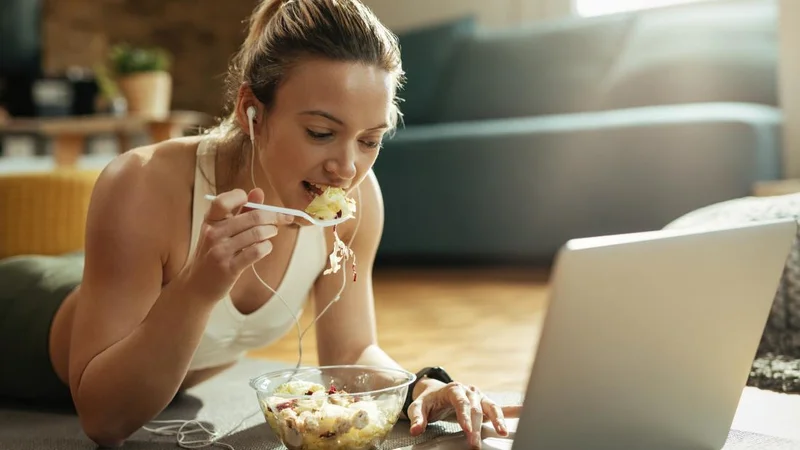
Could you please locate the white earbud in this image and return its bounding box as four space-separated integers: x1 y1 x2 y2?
246 106 256 144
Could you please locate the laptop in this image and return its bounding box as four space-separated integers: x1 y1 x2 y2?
506 219 797 450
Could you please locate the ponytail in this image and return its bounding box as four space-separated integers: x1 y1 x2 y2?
241 0 286 62
213 0 286 137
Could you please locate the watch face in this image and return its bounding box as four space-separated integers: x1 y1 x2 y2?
425 367 453 383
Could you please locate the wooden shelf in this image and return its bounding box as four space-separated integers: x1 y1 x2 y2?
0 110 214 167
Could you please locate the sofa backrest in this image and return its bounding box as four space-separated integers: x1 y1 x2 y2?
428 12 634 123
394 16 478 126
595 0 778 110
404 0 778 124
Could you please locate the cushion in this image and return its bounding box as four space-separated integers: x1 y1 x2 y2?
597 0 778 110
395 16 477 125
430 12 633 123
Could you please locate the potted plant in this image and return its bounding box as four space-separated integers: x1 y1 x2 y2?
108 43 173 118
92 63 127 116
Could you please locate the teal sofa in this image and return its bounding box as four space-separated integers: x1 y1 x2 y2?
373 0 782 264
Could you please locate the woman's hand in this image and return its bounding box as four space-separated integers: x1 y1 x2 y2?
181 188 293 302
406 378 520 449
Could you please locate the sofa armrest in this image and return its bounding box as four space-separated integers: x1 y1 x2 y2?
374 102 783 262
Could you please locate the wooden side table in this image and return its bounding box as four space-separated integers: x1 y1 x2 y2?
0 111 212 167
752 179 800 197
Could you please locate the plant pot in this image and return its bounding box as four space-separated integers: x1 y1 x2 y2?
117 71 172 119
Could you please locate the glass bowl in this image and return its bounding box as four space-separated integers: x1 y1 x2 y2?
249 365 416 450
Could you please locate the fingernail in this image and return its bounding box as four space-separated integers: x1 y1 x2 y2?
281 213 294 222
471 432 481 448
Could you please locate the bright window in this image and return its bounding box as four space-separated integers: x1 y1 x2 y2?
574 0 707 16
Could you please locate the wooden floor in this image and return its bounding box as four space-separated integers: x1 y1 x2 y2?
248 266 800 441
248 266 548 393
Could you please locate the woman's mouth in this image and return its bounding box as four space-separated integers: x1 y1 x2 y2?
302 181 326 200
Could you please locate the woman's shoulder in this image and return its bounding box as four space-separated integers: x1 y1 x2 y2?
96 137 201 203
108 135 200 178
86 137 204 250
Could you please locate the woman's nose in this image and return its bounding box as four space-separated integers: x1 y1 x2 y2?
325 144 357 179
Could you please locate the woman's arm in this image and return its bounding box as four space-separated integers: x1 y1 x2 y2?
311 172 513 447
312 171 392 367
68 152 216 447
311 171 442 407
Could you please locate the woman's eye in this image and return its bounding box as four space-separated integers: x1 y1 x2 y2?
360 140 381 149
306 129 332 140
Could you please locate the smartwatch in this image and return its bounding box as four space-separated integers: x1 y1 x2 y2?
402 366 454 420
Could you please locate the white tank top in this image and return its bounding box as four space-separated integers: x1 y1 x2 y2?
185 138 327 371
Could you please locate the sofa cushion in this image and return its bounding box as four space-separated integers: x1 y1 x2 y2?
596 0 778 110
429 13 634 123
395 16 477 125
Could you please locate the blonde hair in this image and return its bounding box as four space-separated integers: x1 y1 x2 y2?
207 0 404 183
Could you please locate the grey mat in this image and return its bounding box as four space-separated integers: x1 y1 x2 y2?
1 358 799 449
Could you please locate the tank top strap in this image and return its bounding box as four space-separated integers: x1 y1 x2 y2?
189 138 217 259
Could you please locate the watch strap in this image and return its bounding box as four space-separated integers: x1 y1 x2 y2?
402 366 454 420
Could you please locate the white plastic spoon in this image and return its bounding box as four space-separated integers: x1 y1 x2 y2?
204 194 351 228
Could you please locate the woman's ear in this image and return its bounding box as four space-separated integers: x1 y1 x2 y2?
234 83 262 138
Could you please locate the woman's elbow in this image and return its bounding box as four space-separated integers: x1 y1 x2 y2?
79 409 133 448
83 426 128 448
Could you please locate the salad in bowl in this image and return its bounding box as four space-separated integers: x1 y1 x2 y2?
250 365 416 450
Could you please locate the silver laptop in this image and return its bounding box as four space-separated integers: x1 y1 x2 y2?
512 219 796 450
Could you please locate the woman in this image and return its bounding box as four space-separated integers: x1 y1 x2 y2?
0 0 515 448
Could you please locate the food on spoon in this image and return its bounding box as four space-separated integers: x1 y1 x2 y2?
303 182 356 221
302 181 358 282
262 380 400 450
324 230 356 280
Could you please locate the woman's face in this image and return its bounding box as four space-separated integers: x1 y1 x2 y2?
250 57 394 217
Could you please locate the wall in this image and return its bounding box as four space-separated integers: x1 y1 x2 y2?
361 0 570 31
42 0 261 116
779 0 800 178
42 0 565 116
361 0 517 30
